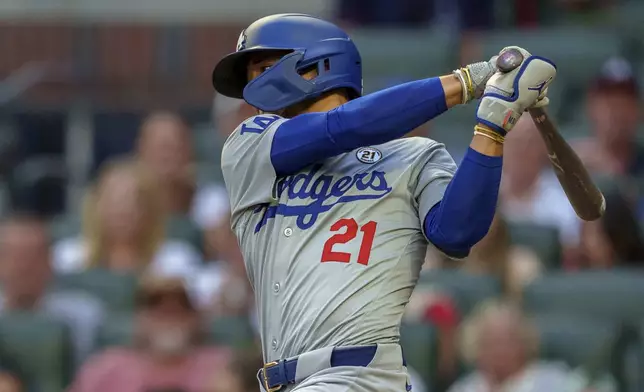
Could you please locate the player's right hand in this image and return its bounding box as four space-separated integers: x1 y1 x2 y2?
476 46 557 135
453 57 498 105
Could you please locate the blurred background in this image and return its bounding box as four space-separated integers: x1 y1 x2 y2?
0 0 642 391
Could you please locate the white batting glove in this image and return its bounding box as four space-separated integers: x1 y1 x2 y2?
453 56 498 104
530 87 550 108
476 46 557 135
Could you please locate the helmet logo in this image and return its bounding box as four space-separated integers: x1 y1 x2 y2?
236 30 247 52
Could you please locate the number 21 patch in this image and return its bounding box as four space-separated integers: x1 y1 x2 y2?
356 147 382 164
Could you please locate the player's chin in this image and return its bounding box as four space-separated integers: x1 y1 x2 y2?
259 109 285 117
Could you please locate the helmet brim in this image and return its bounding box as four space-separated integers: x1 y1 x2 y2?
212 48 295 99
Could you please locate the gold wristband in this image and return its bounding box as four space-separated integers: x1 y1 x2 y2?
474 125 505 144
462 67 475 101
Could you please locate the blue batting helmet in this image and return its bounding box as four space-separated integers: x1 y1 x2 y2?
211 14 363 112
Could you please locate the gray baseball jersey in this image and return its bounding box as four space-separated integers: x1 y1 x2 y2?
221 114 457 363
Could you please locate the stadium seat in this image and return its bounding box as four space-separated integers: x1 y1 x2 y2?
181 106 212 128
9 155 68 218
0 312 73 392
351 28 454 89
196 162 224 186
206 316 256 349
417 270 502 316
507 222 562 270
426 104 478 152
49 214 81 242
165 214 204 253
95 312 134 349
192 123 220 164
0 180 9 218
523 270 644 322
479 27 622 85
53 269 139 313
400 322 438 390
91 111 142 174
96 314 255 351
610 1 644 46
534 313 616 369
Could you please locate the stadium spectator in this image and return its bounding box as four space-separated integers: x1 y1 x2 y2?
191 185 229 238
423 214 542 297
448 299 576 392
187 95 255 311
577 190 644 269
0 372 22 392
452 0 497 64
52 158 201 277
201 213 255 325
500 113 581 250
462 214 543 298
190 94 246 234
212 93 255 138
191 210 253 315
0 214 105 365
574 57 644 177
136 111 206 255
70 276 230 392
0 363 26 392
136 111 197 217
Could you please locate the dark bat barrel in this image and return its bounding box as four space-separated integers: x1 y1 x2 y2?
528 107 606 221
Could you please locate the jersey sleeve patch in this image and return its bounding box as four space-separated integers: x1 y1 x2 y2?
240 114 282 135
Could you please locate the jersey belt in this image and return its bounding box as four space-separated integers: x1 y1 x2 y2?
262 345 383 391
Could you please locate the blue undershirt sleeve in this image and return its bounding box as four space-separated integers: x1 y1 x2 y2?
270 77 448 177
423 147 502 258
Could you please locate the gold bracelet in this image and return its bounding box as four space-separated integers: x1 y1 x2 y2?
462 67 475 103
474 124 504 140
473 126 505 144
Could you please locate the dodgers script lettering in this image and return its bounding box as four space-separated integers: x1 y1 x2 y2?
253 164 392 232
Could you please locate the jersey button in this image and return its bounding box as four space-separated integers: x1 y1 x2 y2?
271 339 278 350
273 282 280 293
283 227 293 237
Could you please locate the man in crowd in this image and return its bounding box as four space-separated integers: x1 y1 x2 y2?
574 56 644 177
70 276 229 392
0 214 105 365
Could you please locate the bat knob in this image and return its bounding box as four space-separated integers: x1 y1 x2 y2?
497 48 524 73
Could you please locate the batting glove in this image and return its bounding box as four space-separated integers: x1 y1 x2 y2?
476 46 557 135
453 56 498 105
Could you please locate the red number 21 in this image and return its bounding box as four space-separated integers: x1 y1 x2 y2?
321 218 377 265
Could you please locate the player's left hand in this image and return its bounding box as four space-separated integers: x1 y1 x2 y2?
476 46 557 135
453 57 499 105
530 87 550 108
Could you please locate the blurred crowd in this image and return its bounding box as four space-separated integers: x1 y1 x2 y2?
0 101 264 392
0 0 642 392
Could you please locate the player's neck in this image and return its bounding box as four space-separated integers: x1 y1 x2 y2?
282 91 350 117
303 92 349 114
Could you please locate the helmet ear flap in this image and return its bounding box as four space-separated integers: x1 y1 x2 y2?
243 51 316 112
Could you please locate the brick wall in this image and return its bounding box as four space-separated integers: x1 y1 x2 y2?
0 22 245 108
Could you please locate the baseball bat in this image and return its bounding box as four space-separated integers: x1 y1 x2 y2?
496 49 606 221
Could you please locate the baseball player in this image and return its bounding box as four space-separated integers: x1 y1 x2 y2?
212 13 556 392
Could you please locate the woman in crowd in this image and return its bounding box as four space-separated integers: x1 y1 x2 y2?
463 214 544 298
422 213 543 299
193 211 256 321
53 158 201 277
